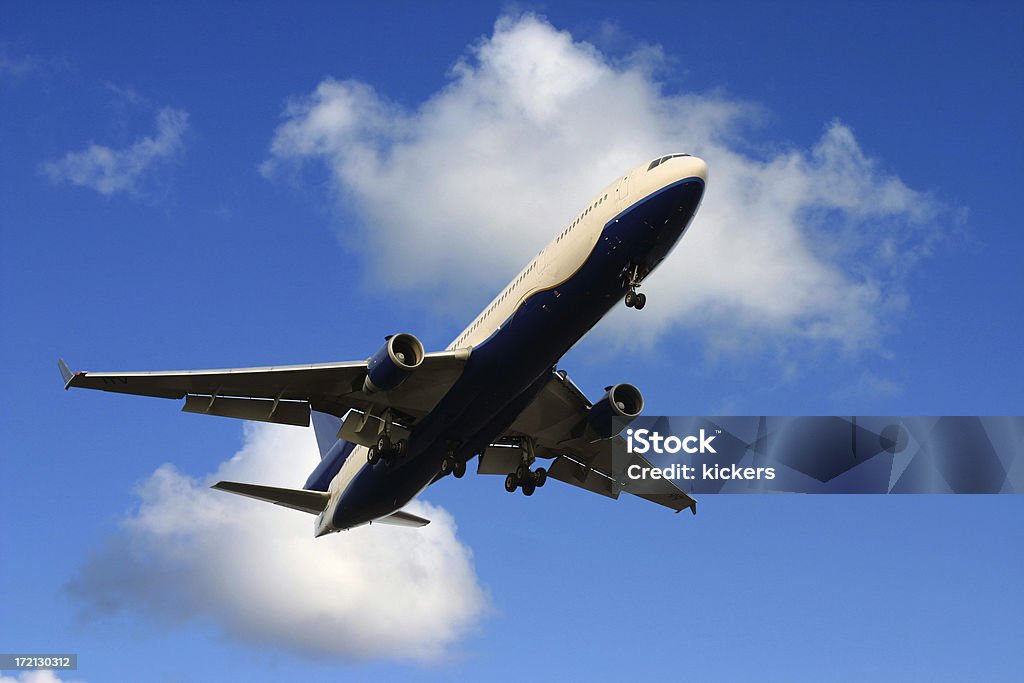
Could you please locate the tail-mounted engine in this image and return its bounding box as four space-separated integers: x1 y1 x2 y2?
363 333 425 393
587 383 644 439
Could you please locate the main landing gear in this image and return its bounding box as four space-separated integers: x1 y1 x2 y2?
367 433 406 467
623 263 647 310
504 464 547 496
440 453 467 478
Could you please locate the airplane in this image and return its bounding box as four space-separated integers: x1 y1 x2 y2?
59 153 708 534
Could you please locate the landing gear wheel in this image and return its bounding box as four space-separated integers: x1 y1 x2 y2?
634 293 647 310
393 439 406 458
440 456 454 476
516 464 530 482
533 467 547 487
624 290 636 308
505 473 518 493
522 481 536 496
453 460 467 478
376 434 391 454
367 446 380 465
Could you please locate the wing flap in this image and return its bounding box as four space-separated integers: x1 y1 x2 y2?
547 455 619 499
182 394 310 427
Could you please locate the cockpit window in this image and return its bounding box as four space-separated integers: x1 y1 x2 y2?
648 153 692 171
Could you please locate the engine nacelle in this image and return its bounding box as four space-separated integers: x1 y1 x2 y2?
363 333 425 393
587 383 644 439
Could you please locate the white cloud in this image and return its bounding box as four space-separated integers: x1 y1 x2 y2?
0 53 41 79
68 423 488 663
264 13 948 352
41 107 188 195
0 672 85 683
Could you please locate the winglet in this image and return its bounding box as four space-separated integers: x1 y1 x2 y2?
57 358 75 390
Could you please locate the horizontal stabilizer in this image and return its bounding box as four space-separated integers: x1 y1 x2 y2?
58 358 74 388
212 480 330 515
375 510 430 527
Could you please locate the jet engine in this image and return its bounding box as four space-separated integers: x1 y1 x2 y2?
363 333 425 393
587 383 644 439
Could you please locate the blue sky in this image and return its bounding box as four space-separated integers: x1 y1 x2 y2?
2 2 1022 681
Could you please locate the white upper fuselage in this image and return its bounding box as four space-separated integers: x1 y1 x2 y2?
448 154 707 349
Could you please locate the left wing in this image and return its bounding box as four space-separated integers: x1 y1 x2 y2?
58 349 470 426
498 369 697 514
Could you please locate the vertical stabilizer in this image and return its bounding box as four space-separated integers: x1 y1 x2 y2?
311 410 344 459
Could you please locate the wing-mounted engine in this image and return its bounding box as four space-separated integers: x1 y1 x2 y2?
363 333 425 393
587 383 644 439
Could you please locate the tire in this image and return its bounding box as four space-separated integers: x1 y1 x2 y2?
393 439 406 457
516 464 529 483
377 434 390 454
505 473 518 492
522 481 536 497
624 291 636 308
635 293 647 310
453 460 467 478
441 457 453 475
534 467 547 487
367 446 379 465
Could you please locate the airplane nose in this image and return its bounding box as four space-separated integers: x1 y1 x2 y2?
687 156 708 183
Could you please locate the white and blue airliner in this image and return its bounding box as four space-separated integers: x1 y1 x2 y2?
60 154 707 534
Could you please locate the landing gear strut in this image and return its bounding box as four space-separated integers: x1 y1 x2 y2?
623 263 647 310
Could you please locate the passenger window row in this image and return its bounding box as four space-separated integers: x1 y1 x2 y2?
458 188 611 345
557 193 609 242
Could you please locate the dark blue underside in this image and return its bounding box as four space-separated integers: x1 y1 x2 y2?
305 439 356 491
332 177 705 528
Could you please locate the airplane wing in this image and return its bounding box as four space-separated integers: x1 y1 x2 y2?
58 349 470 426
498 369 697 514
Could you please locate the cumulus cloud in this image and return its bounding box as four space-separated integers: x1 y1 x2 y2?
263 13 948 351
68 423 487 663
41 107 188 195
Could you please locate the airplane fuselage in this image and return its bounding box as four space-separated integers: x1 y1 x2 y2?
317 154 707 533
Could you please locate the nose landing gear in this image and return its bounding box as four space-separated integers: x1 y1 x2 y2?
623 263 647 310
624 290 646 309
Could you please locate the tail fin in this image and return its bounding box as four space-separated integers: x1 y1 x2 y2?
311 410 344 459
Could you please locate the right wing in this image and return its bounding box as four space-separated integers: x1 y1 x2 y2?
498 369 697 514
58 348 470 426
